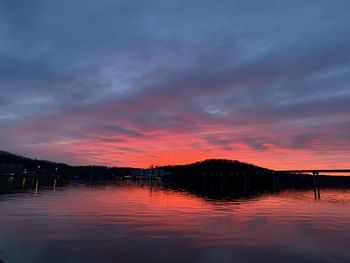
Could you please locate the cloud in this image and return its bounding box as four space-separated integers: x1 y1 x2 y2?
0 0 350 168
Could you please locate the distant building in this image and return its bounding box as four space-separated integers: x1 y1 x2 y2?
131 168 167 177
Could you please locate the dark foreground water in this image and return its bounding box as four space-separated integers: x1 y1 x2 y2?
0 180 350 263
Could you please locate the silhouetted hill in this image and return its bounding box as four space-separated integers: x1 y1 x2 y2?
1 151 269 175
0 150 69 170
162 159 276 193
163 159 271 176
0 150 129 178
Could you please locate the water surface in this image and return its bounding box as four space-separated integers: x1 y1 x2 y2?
0 180 350 263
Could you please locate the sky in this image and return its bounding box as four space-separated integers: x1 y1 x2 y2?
0 0 350 169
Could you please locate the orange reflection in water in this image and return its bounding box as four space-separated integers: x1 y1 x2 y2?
31 183 350 246
1 182 350 263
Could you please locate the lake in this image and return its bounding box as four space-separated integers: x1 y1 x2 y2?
0 180 350 263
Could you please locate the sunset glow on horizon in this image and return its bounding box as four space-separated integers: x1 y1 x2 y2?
1 1 350 169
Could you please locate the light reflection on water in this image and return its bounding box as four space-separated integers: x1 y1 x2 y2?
0 181 350 263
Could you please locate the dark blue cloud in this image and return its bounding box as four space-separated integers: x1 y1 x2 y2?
0 0 349 166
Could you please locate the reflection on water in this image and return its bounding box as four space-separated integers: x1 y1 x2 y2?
0 180 350 263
